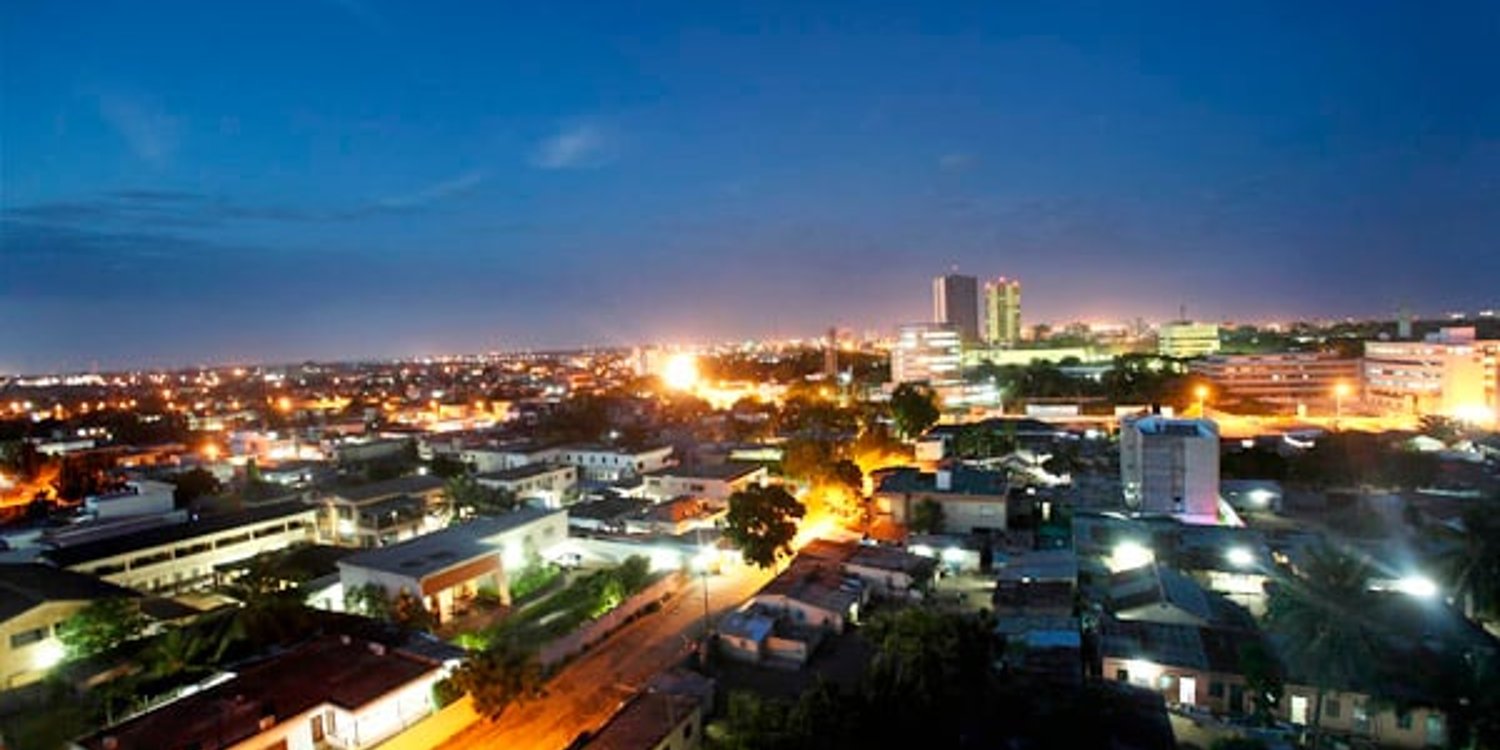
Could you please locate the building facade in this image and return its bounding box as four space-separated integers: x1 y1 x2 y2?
475 464 579 508
983 277 1022 346
1190 353 1361 409
558 445 675 482
0 565 139 689
933 274 980 342
1363 327 1499 426
1120 416 1220 523
891 323 962 386
1157 322 1222 359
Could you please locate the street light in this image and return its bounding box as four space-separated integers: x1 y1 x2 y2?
1333 381 1352 430
1194 385 1210 417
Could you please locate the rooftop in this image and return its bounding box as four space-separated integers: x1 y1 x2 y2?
76 635 440 750
757 558 863 615
568 496 650 522
41 501 312 568
0 564 138 621
328 475 445 503
874 465 1007 496
340 507 562 578
1125 416 1219 439
584 690 702 750
476 463 574 482
643 463 763 481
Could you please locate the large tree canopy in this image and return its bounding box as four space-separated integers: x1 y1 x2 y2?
724 484 805 568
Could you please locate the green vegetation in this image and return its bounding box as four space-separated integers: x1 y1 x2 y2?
445 473 518 519
723 484 805 569
909 498 945 535
467 556 654 649
56 598 149 659
166 467 220 508
508 560 562 602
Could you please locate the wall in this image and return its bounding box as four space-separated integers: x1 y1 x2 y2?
540 572 684 667
0 601 84 689
371 695 479 750
73 511 317 593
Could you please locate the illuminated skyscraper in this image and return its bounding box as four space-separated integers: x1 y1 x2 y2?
983 277 1022 346
932 274 979 342
892 323 962 385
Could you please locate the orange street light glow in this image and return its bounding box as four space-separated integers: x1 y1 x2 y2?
662 354 699 391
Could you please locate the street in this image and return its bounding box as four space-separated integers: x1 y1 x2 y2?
437 560 775 750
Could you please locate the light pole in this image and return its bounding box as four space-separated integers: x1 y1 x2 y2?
1333 381 1352 431
1194 384 1209 418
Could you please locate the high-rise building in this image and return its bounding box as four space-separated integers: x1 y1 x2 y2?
1119 415 1220 524
983 277 1022 346
932 274 980 342
891 323 962 385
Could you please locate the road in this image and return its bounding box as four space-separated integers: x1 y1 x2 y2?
438 561 774 750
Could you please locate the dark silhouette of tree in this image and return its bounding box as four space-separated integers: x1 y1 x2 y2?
57 598 149 659
910 498 945 534
1438 502 1500 624
724 484 805 568
446 636 544 720
168 467 220 508
889 383 939 440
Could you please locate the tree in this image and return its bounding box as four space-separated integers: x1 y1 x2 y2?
1265 545 1381 745
1237 640 1284 727
345 583 393 619
392 589 436 631
446 637 545 720
909 498 945 534
445 474 517 519
57 597 149 659
889 383 939 440
168 467 220 508
141 627 216 682
724 484 805 568
1437 503 1500 623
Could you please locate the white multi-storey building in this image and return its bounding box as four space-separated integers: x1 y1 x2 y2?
1120 415 1220 524
891 323 962 385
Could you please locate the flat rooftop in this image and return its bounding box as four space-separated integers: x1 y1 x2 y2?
644 463 763 481
328 475 445 503
41 500 312 568
0 563 138 621
476 463 573 482
340 507 562 578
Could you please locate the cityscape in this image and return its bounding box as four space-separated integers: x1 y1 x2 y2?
4 3 1500 750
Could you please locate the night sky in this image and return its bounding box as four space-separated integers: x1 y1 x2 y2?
3 1 1498 372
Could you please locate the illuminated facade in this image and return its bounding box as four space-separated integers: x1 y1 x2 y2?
1190 353 1361 409
891 323 961 385
1120 416 1220 523
932 274 980 342
1363 327 1499 425
1157 322 1221 359
983 277 1022 346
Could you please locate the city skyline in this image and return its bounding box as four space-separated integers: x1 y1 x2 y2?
5 1 1500 372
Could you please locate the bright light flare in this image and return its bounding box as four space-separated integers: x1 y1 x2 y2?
1225 546 1255 568
1394 574 1439 599
1110 541 1155 572
662 354 699 391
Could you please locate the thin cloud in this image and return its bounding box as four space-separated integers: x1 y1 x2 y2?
375 171 485 209
98 93 180 166
531 123 611 170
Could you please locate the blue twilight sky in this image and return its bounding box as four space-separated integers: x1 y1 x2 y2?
3 1 1499 372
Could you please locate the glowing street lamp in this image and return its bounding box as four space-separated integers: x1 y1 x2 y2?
1225 546 1255 568
1333 381 1353 430
1394 574 1439 599
1194 384 1210 417
1110 541 1155 572
662 354 699 392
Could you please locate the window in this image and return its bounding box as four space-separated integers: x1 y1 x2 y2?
1397 711 1413 730
9 627 47 649
1325 698 1341 719
684 722 694 739
1208 682 1224 698
1116 668 1129 682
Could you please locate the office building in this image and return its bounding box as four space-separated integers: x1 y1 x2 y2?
1119 415 1220 524
891 323 962 385
1363 327 1499 426
1190 353 1362 410
1157 322 1221 359
933 274 980 342
984 277 1022 346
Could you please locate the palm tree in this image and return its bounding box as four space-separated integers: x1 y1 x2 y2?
141 627 216 682
1266 544 1382 748
1437 503 1500 625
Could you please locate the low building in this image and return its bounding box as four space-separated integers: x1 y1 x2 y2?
73 635 447 750
568 496 651 534
319 475 447 548
1108 563 1252 629
461 442 562 474
1102 617 1259 713
1190 353 1361 410
83 480 176 520
747 556 866 632
641 464 768 502
0 564 139 689
42 501 318 594
583 670 713 750
872 465 1009 535
558 444 675 482
624 497 724 536
799 539 937 598
337 508 567 621
475 463 578 508
716 605 826 667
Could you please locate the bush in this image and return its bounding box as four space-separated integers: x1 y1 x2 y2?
509 563 561 602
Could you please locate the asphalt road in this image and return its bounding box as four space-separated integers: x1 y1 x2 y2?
438 561 774 750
